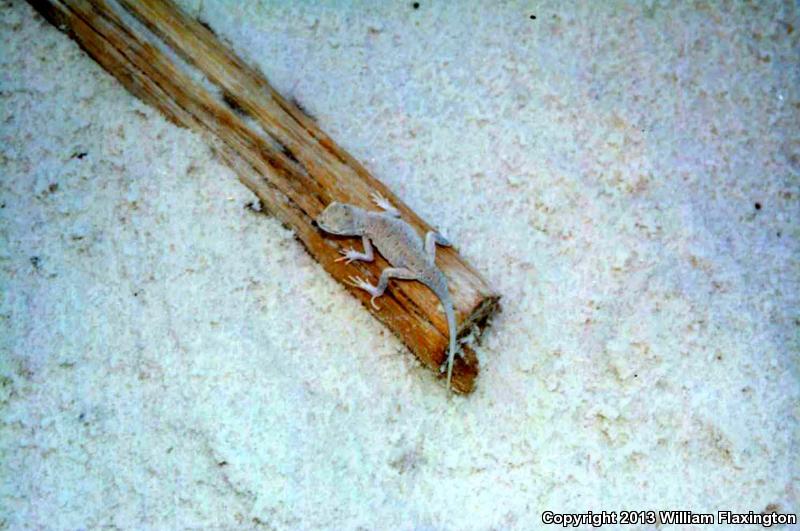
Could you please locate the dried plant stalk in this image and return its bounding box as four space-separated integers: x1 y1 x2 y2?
28 0 500 393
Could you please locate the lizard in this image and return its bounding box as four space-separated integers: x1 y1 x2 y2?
314 191 459 391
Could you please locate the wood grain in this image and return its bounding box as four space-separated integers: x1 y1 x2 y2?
28 0 500 393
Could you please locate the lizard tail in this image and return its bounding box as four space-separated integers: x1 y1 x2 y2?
425 274 458 392
444 300 457 392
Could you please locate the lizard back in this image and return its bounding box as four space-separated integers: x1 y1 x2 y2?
366 213 433 274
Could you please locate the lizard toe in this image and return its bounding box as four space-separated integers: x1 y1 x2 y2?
335 248 351 262
370 295 381 310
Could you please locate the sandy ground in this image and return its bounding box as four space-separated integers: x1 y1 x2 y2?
1 0 798 529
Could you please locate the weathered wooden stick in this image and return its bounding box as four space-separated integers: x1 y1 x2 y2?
28 0 500 393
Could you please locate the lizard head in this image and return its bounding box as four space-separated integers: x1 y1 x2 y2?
315 202 364 236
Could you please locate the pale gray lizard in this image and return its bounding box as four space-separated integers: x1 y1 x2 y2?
315 192 459 391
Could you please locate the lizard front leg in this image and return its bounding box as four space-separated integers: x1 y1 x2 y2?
335 236 374 264
424 231 451 260
371 191 400 217
348 267 417 309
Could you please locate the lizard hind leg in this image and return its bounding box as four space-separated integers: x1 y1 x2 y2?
425 231 452 260
347 267 417 309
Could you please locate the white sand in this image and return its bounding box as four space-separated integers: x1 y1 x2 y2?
1 1 797 529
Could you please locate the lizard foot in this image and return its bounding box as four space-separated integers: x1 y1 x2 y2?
335 248 362 264
370 191 400 217
346 275 382 310
370 191 389 208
